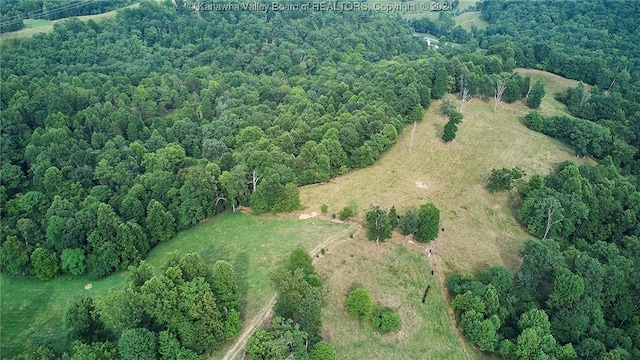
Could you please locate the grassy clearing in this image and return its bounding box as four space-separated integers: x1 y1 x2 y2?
514 68 591 116
0 212 348 358
301 76 594 276
316 233 494 360
0 2 139 42
454 11 488 31
0 270 126 357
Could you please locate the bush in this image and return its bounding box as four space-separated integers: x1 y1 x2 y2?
371 308 402 333
338 206 353 220
486 167 526 193
320 204 328 214
346 288 373 320
310 341 336 360
524 111 544 132
338 200 358 220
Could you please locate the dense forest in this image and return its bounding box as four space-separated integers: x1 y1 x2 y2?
2 0 640 358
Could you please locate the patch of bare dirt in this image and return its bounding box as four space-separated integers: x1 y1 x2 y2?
298 212 318 220
236 206 252 214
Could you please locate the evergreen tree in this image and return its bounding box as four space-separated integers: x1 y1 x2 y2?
527 80 546 109
442 121 458 142
416 203 440 243
30 247 60 280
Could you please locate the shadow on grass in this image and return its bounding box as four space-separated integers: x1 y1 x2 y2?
234 252 250 320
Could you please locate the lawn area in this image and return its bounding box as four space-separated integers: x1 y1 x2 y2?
0 212 349 358
300 75 595 276
316 233 495 360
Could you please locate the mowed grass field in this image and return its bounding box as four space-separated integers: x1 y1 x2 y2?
315 233 495 360
0 212 349 358
301 72 594 275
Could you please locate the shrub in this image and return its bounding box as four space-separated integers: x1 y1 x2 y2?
371 308 402 333
524 111 544 132
320 204 328 214
338 206 353 220
346 288 373 320
486 167 526 193
309 341 336 360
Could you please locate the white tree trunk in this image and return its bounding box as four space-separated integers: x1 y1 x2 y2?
493 80 506 112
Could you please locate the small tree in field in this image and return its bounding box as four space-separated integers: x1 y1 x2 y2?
416 203 440 243
527 80 546 109
486 167 526 193
346 288 373 320
388 206 399 229
442 121 458 142
365 206 392 244
399 208 419 236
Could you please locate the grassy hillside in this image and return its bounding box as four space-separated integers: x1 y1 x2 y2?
301 75 595 275
315 234 495 360
0 212 349 358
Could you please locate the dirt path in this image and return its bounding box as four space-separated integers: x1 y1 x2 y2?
310 227 354 258
427 248 472 360
222 293 276 360
221 225 354 360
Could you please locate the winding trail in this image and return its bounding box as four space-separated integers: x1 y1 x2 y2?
222 294 276 360
221 225 353 360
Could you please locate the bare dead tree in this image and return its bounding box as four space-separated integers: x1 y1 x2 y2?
460 88 472 113
215 191 229 207
579 89 591 112
493 80 506 112
408 121 417 155
251 169 262 193
542 204 562 241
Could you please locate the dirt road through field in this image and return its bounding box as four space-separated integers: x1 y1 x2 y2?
221 225 353 360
